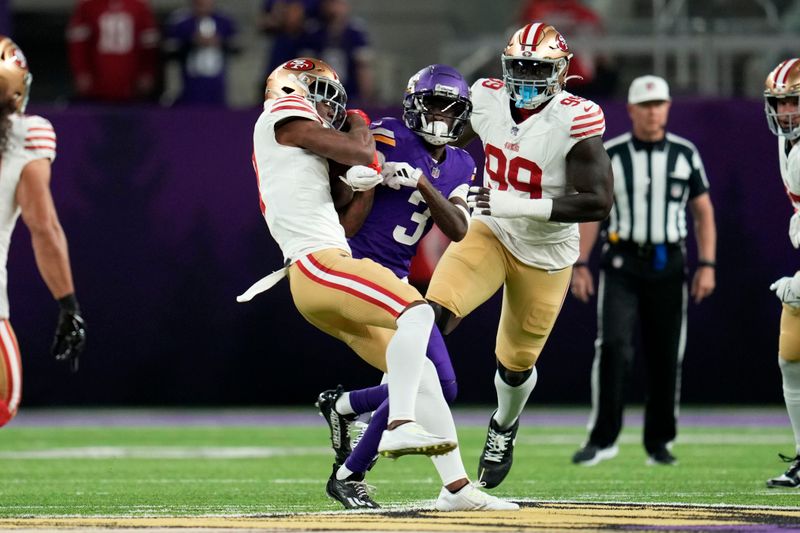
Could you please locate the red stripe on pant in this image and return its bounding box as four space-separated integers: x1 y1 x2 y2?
295 258 402 318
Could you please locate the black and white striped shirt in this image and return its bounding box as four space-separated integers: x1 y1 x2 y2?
605 132 709 245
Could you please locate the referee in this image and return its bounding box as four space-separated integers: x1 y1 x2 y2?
570 75 717 466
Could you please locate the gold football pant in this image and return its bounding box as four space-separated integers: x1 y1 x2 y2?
780 304 800 362
426 220 571 371
287 249 423 371
0 320 21 427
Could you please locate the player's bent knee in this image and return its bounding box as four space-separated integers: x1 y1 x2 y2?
440 379 458 404
398 301 434 326
497 360 534 387
780 346 800 363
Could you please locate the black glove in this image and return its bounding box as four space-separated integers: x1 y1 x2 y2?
51 294 86 373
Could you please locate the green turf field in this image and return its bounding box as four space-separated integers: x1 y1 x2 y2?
1 411 799 518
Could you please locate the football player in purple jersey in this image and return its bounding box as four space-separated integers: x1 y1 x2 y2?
316 64 518 511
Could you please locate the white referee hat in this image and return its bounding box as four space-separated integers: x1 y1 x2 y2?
628 75 671 104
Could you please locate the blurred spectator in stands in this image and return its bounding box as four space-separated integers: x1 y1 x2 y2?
66 0 159 103
519 0 616 97
164 0 239 106
299 0 373 103
259 0 320 77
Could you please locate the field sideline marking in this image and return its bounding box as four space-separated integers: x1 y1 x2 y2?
0 446 330 459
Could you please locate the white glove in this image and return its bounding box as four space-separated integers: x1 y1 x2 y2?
339 165 382 192
381 162 421 190
467 186 553 221
790 212 800 249
770 274 800 307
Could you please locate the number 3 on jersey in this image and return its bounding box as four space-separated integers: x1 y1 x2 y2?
393 190 431 245
484 144 543 198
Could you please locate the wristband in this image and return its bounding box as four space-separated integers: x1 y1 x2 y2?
697 259 716 268
574 261 589 268
58 293 80 313
367 151 381 174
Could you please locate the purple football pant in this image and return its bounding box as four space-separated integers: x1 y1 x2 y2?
344 325 457 474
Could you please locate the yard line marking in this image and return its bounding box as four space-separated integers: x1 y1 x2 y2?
0 446 330 459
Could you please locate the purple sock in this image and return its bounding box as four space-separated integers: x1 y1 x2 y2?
342 327 460 474
348 384 388 414
345 399 388 473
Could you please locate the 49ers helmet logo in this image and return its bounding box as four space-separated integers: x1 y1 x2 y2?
555 33 568 52
284 59 314 71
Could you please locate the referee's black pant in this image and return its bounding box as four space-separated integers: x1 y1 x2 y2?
587 241 687 454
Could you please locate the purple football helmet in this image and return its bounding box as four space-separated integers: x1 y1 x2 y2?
402 64 472 146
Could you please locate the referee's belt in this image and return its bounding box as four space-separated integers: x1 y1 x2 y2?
610 239 682 258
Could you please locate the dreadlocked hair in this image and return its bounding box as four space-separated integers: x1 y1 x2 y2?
0 97 16 154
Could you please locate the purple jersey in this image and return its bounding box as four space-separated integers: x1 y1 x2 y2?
348 118 476 278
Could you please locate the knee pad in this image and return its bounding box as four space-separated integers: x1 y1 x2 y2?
497 360 534 387
440 379 458 404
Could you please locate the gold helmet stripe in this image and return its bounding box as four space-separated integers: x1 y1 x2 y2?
776 58 800 89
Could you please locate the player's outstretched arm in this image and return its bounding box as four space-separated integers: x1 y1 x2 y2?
557 136 614 222
17 159 86 371
275 114 375 167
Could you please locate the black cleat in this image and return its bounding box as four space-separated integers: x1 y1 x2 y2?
316 385 358 466
477 410 519 489
571 443 619 466
325 464 380 509
767 453 800 488
647 447 678 466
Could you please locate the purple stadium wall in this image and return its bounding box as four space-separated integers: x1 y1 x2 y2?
9 99 792 406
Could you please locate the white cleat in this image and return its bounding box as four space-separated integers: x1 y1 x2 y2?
377 422 457 459
434 482 520 511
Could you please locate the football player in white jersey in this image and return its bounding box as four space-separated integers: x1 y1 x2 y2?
764 58 800 487
250 58 458 474
0 37 86 427
426 22 613 488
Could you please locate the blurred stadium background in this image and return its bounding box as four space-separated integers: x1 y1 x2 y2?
3 0 798 411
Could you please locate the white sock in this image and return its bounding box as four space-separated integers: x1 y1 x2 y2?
779 357 800 455
335 392 355 416
335 464 354 481
414 360 467 486
385 304 434 423
493 366 538 430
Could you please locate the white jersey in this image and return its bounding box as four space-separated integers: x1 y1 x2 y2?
779 137 800 210
470 79 605 270
0 114 56 318
252 95 349 264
